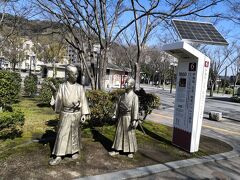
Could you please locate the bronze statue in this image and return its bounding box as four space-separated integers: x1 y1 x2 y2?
49 64 90 165
109 78 139 158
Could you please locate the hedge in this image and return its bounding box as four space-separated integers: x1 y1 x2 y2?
0 110 25 139
86 90 115 127
38 78 64 105
135 88 160 120
85 88 160 127
224 88 233 94
24 74 38 97
0 71 21 109
231 96 240 103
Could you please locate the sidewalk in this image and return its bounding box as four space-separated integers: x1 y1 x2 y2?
76 151 239 180
135 156 240 180
76 113 240 180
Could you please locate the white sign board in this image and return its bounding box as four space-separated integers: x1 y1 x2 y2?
162 42 210 152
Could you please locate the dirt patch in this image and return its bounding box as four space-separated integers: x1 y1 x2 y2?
0 124 232 180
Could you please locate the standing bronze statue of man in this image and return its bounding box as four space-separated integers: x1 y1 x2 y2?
49 64 90 165
109 78 139 158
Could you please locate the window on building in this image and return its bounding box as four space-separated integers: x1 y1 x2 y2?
26 44 30 49
42 67 48 78
32 56 36 66
106 69 110 75
25 63 29 69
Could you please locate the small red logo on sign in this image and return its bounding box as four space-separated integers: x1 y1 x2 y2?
205 61 209 67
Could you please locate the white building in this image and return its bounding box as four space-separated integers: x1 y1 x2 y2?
2 39 44 72
40 62 131 89
105 63 131 89
40 63 66 79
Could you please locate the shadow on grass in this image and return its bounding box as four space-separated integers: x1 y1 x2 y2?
139 126 172 146
31 119 59 155
37 103 51 107
0 130 23 140
37 130 56 155
45 119 59 127
91 128 113 152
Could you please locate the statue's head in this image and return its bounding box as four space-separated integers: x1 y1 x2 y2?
66 64 78 83
124 77 135 91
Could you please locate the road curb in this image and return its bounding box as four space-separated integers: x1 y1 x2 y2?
75 150 239 180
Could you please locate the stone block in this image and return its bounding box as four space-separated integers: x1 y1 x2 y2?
209 111 222 121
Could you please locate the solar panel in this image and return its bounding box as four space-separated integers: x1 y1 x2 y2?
172 19 228 46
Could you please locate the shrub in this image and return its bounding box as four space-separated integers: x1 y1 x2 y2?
0 71 21 109
24 74 38 97
85 88 161 127
0 110 25 139
135 88 160 120
86 90 115 127
231 96 240 103
109 88 125 102
38 78 64 105
224 88 233 94
237 87 240 96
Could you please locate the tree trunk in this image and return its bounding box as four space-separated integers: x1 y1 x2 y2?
134 62 140 90
223 67 227 94
162 79 165 90
210 84 214 97
233 74 238 96
79 51 95 90
151 73 155 86
12 62 16 71
53 62 56 78
217 82 220 94
162 74 165 90
98 50 107 90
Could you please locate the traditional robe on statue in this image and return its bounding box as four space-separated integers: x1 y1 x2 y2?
112 90 139 153
52 82 90 156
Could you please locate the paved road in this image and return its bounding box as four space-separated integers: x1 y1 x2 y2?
141 85 240 122
139 84 240 180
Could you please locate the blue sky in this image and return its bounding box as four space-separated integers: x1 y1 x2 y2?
3 0 240 75
10 0 239 46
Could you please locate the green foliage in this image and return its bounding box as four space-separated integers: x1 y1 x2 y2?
220 79 230 88
85 88 160 127
0 71 21 109
237 87 240 96
231 96 240 103
38 78 64 105
135 88 160 120
0 110 25 139
86 90 115 127
109 88 125 102
24 74 38 97
224 88 233 94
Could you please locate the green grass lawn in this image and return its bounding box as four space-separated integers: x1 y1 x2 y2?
0 97 233 179
13 98 57 138
0 97 57 158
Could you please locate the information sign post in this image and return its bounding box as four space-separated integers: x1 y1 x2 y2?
162 42 210 153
